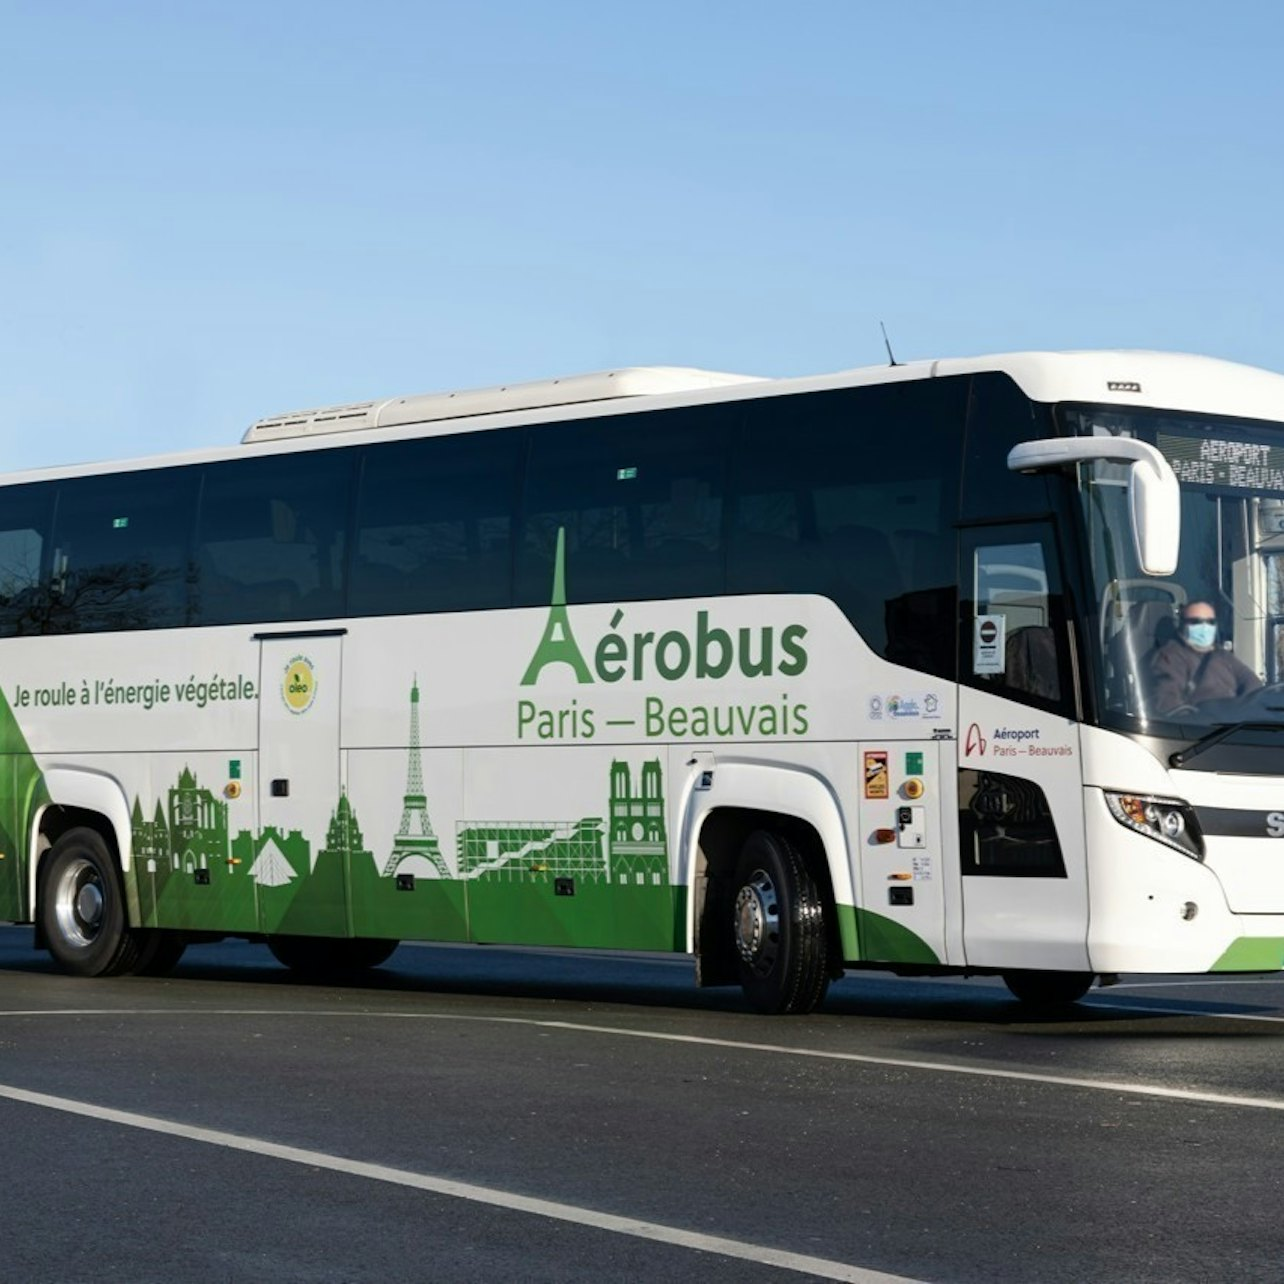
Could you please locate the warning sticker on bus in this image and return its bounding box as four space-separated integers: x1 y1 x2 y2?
864 750 889 799
973 614 1006 675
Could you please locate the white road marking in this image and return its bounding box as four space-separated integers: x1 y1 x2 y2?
3 1005 1284 1110
528 1019 1284 1110
0 1080 916 1284
1088 1000 1284 1025
1103 978 1284 989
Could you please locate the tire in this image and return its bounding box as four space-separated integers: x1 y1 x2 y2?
731 829 830 1015
268 936 399 976
1002 970 1094 1007
40 828 142 977
134 931 188 977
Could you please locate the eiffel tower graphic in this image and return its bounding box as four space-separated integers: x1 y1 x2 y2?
520 526 592 686
382 677 451 877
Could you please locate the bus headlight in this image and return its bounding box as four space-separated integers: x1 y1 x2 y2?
1104 792 1205 861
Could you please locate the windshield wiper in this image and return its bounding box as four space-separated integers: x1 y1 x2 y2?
1170 720 1284 768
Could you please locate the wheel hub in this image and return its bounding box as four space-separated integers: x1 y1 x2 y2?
734 869 780 971
76 882 104 927
53 857 106 948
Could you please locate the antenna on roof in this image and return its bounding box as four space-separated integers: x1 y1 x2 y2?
880 321 901 367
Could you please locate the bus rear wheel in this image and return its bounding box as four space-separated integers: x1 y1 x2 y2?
40 828 142 977
1002 970 1094 1007
732 829 829 1015
268 936 399 976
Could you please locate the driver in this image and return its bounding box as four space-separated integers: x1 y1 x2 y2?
1148 600 1262 714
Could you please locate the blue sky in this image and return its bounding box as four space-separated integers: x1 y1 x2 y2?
2 0 1282 469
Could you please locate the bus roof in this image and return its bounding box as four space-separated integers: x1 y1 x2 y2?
9 349 1284 484
933 350 1284 423
242 350 1284 446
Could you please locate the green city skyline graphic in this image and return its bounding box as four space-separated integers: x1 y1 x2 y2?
128 678 670 941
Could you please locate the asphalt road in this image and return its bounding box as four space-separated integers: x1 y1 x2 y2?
1 925 1282 1283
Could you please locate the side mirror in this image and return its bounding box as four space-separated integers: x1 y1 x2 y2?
1127 449 1181 578
1007 437 1180 577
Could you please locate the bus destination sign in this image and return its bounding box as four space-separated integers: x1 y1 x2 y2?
1157 432 1284 494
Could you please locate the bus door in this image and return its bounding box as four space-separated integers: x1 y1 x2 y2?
957 527 1089 972
255 631 347 938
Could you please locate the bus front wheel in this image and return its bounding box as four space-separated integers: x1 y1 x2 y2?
732 829 830 1015
1002 970 1094 1007
40 828 142 977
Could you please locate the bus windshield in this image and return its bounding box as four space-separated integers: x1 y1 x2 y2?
1067 403 1284 740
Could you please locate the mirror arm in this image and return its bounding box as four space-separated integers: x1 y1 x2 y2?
1006 437 1180 578
1007 437 1172 476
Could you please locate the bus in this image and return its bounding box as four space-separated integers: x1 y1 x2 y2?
4 350 1284 1013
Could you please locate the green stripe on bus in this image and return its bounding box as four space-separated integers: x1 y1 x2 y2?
0 688 49 923
838 904 940 966
1210 937 1284 972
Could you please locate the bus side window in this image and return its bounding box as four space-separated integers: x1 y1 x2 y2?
0 483 52 637
351 430 520 616
961 372 1057 520
516 406 732 606
962 525 1072 714
194 452 353 626
728 380 965 680
47 468 195 634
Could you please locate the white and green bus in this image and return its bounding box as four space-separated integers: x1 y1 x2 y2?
4 350 1284 1012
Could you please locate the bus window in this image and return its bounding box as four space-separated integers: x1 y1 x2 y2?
351 429 520 616
0 483 52 636
728 380 965 677
47 468 195 633
194 451 353 626
517 406 731 606
960 372 1057 520
961 524 1071 712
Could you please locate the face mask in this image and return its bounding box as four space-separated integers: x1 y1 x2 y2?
1184 622 1217 648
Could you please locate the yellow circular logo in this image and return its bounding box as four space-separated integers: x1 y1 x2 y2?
282 656 317 714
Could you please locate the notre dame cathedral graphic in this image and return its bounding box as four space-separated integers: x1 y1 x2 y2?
608 759 667 886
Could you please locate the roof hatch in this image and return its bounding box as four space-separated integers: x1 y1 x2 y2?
242 366 763 443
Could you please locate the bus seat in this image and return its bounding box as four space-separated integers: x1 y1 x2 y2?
1105 600 1178 708
1005 625 1060 702
1100 580 1185 650
1120 599 1177 658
